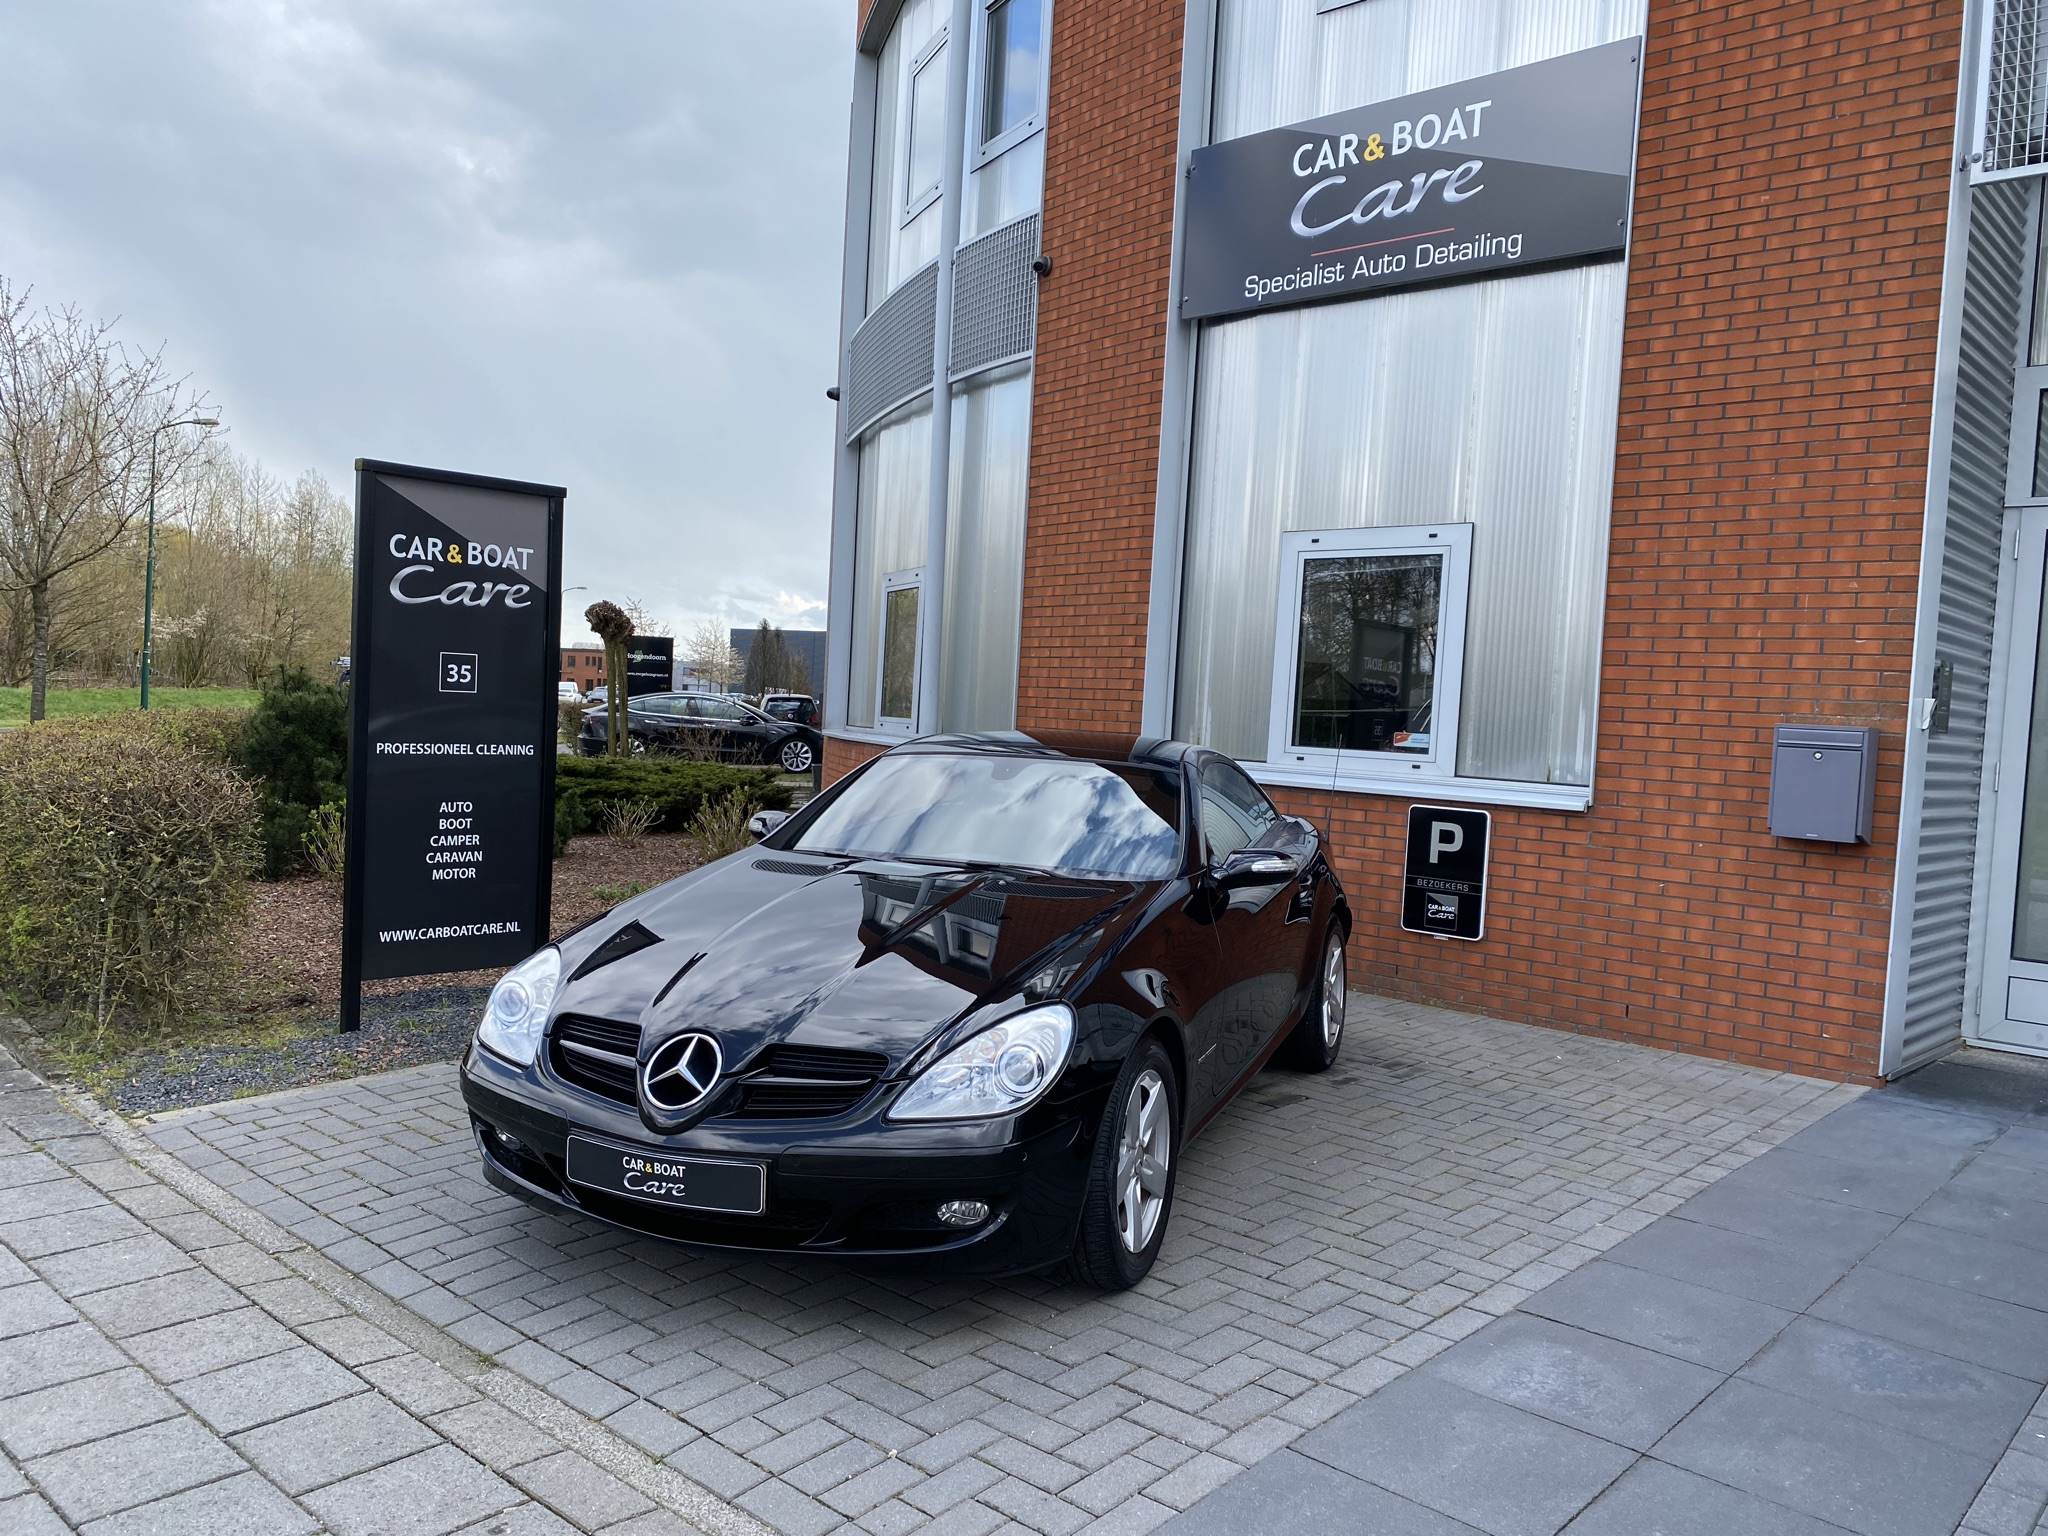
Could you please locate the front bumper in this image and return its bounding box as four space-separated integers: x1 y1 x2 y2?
460 1044 1097 1275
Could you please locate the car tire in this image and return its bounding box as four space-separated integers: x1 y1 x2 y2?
1278 923 1346 1072
1064 1037 1179 1291
779 738 815 774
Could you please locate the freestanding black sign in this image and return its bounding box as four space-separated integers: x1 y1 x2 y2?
625 635 674 698
1401 806 1490 942
340 460 566 1030
1181 38 1641 321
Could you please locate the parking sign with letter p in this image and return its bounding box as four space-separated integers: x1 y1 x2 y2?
1401 806 1490 941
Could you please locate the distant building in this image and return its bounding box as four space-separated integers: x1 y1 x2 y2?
559 645 605 687
731 628 826 694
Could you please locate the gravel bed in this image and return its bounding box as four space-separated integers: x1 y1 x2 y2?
110 985 492 1116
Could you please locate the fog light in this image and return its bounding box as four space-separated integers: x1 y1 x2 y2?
493 1128 523 1153
936 1200 990 1228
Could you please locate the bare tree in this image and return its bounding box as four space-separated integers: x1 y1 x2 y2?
618 598 672 639
0 279 209 719
157 448 351 686
683 618 742 689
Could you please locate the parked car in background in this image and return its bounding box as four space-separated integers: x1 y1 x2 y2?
757 692 820 728
558 681 584 703
578 692 817 772
462 733 1350 1288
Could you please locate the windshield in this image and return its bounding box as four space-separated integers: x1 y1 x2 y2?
794 754 1184 880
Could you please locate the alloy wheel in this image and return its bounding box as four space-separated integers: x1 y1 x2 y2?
781 739 815 773
1115 1068 1171 1254
1321 934 1347 1049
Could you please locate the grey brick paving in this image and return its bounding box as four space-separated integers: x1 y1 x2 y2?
143 995 1860 1533
0 1045 740 1535
1162 1047 2048 1536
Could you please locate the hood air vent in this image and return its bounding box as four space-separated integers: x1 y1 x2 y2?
568 921 662 982
752 858 839 877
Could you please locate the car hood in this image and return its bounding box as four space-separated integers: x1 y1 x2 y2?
550 853 1141 1073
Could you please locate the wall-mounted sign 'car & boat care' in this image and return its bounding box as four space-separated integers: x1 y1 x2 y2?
1180 38 1642 321
340 460 566 1032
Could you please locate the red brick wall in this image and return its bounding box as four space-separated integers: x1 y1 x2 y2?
824 734 890 785
1011 0 1187 732
1284 0 1958 1083
1002 0 1960 1081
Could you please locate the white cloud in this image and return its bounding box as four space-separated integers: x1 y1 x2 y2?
0 0 852 647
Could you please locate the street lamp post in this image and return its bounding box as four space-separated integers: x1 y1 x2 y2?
140 413 220 709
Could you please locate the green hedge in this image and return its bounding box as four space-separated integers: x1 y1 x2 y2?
553 757 793 852
0 717 260 1030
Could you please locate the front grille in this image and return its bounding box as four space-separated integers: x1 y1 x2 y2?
551 1014 641 1105
718 1044 890 1121
756 1045 888 1078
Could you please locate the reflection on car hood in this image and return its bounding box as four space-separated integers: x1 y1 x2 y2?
550 854 1140 1072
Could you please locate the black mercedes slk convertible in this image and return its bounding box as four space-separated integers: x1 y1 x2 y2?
460 733 1350 1289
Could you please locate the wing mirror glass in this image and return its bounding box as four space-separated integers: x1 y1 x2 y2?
1212 849 1300 889
748 809 791 841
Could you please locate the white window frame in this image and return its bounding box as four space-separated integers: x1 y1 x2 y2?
901 30 950 224
1265 524 1473 784
970 0 1052 171
876 566 926 731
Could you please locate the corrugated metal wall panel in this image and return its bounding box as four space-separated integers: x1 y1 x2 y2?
949 214 1040 380
1899 177 2032 1071
1981 0 2048 178
846 262 939 442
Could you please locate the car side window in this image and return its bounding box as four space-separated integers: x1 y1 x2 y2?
1199 761 1278 863
689 699 743 721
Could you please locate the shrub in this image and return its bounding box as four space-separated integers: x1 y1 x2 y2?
552 758 791 845
603 796 661 846
304 801 346 884
557 698 588 744
238 669 348 877
554 790 588 857
0 722 260 1033
689 789 758 862
10 705 251 764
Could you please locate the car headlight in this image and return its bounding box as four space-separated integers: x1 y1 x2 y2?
477 947 561 1066
889 1004 1075 1121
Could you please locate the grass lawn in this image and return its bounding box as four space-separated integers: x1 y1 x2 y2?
0 685 261 725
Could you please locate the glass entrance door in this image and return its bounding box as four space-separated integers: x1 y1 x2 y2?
1984 507 2048 1056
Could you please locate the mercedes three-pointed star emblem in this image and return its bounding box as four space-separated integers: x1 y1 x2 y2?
641 1032 722 1112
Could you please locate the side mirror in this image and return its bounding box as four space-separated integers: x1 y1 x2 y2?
748 809 791 841
1212 849 1300 889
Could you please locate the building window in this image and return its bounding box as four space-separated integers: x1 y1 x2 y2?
904 35 949 221
879 570 924 726
849 405 932 730
866 0 946 307
1268 526 1471 779
940 366 1032 732
980 0 1043 148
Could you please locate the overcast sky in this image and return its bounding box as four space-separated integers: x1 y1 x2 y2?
0 0 851 646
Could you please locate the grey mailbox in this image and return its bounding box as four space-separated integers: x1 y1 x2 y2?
1769 725 1877 844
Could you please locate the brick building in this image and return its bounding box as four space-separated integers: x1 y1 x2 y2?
560 645 605 689
821 0 2048 1083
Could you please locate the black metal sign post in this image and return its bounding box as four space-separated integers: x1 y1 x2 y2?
1401 805 1491 942
339 460 566 1033
625 635 674 698
1181 38 1641 321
